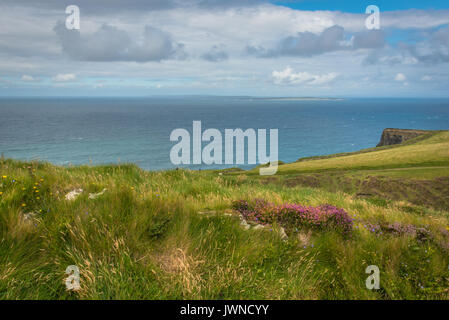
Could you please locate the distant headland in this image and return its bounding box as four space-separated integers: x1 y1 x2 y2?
377 128 432 146
250 97 344 101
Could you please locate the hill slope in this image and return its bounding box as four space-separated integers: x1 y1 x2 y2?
275 131 449 174
251 131 449 210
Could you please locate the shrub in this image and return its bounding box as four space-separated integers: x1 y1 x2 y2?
232 199 353 235
364 221 432 241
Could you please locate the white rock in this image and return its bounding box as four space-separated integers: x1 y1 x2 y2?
238 215 250 229
240 220 251 230
88 188 107 200
65 189 83 201
198 210 217 216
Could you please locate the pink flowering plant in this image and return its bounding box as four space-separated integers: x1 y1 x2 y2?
232 199 354 235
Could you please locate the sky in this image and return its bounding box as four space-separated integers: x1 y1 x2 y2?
0 0 449 97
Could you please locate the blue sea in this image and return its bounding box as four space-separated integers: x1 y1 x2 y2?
1 97 448 171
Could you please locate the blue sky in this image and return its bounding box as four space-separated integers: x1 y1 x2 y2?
0 0 449 97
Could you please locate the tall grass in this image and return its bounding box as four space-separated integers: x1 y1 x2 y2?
1 159 448 299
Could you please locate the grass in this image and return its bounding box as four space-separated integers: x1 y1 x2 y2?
256 131 449 174
253 131 449 210
1 131 449 300
293 130 440 163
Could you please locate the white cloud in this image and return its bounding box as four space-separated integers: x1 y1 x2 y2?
310 72 339 85
394 73 406 82
21 74 35 81
52 73 76 82
1 3 449 97
421 75 432 81
272 67 338 85
53 22 186 62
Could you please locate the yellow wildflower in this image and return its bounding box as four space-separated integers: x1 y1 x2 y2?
0 192 3 195
40 179 44 182
21 203 26 207
36 197 40 200
35 190 39 193
2 175 6 179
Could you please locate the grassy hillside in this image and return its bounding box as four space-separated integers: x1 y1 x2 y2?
1 132 449 299
257 131 449 174
253 131 449 210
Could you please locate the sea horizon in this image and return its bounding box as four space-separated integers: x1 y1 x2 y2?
1 96 448 171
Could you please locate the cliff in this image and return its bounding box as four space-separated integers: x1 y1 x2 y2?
377 128 430 147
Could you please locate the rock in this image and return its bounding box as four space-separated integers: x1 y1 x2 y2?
198 210 217 216
65 189 83 201
240 219 251 230
88 188 107 200
237 215 270 231
236 214 284 235
377 128 430 147
238 214 251 230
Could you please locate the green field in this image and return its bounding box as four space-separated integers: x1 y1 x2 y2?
1 131 449 299
253 131 449 174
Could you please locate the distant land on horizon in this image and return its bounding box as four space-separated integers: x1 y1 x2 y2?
250 97 344 101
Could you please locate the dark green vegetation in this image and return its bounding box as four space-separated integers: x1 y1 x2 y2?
259 169 449 211
1 131 449 299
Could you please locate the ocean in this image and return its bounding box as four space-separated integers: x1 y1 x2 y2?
1 97 448 171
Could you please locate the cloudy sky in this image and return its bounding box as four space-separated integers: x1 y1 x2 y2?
1 0 449 97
